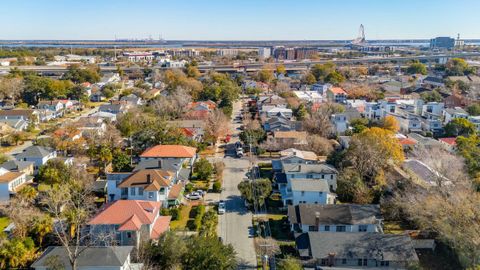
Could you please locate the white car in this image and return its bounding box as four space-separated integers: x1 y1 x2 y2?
218 200 226 214
186 193 202 200
236 149 244 158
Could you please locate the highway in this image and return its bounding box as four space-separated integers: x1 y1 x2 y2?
1 52 479 74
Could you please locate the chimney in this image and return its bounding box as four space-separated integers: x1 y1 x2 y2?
158 160 162 169
315 211 320 228
146 174 151 184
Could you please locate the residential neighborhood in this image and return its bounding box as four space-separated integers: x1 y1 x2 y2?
1 2 480 269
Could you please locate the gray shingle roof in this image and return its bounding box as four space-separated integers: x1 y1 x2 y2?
291 179 330 192
296 232 419 262
31 246 134 268
283 163 338 174
15 146 54 159
0 160 34 171
288 204 381 226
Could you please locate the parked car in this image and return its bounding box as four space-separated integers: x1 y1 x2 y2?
218 200 226 214
186 193 202 200
196 190 206 197
235 141 243 149
236 148 244 158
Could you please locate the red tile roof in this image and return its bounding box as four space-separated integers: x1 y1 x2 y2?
168 184 184 200
150 216 171 239
118 214 143 231
140 145 197 158
330 87 347 95
88 200 161 228
439 137 457 146
398 138 417 146
183 110 210 120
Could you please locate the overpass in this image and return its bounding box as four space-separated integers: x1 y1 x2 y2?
1 52 479 74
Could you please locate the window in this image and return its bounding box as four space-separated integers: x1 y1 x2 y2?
308 226 318 232
363 259 367 266
359 225 368 232
336 226 346 232
148 192 154 199
358 259 362 266
306 174 313 179
318 192 323 196
130 187 136 196
321 175 325 179
330 175 333 179
342 258 347 264
121 188 128 196
138 187 144 196
324 225 330 231
301 191 305 196
127 232 132 238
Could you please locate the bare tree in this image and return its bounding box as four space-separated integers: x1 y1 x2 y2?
40 166 111 270
152 87 192 120
0 77 24 105
300 134 334 156
204 109 230 145
273 82 291 94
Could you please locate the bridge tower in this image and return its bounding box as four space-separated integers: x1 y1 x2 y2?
352 24 366 45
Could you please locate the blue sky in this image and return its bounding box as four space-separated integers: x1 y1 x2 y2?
1 0 480 40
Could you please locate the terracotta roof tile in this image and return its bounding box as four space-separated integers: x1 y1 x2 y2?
399 138 417 146
88 200 161 227
140 145 197 158
150 216 171 239
168 184 184 199
439 137 457 146
330 87 347 95
118 214 143 231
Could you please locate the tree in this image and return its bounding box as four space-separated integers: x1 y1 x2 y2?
324 70 345 85
456 135 480 176
276 64 286 75
98 144 113 171
420 90 443 102
257 66 274 84
446 58 475 76
152 87 192 120
349 118 369 134
186 65 201 79
466 104 480 116
293 103 307 120
273 81 291 94
0 77 24 105
112 149 132 172
63 64 100 84
0 237 37 269
336 168 373 204
444 118 476 137
346 127 404 180
311 62 336 82
204 109 230 145
17 185 38 202
40 167 102 270
182 236 237 270
194 158 214 181
238 178 272 207
199 209 218 238
302 135 333 156
144 231 188 270
406 61 428 75
38 158 70 186
277 255 303 270
382 115 400 132
31 214 53 247
0 153 8 164
302 103 344 138
302 72 317 84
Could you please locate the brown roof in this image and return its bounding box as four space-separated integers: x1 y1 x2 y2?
0 171 24 183
140 145 197 158
0 109 35 118
118 169 173 191
150 216 171 239
274 131 307 140
168 183 184 199
88 200 161 228
329 87 347 95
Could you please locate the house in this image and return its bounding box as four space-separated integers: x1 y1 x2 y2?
0 118 28 131
281 162 338 205
0 109 37 124
421 102 444 117
0 168 30 202
107 169 176 207
31 246 142 270
330 114 348 134
99 102 128 115
140 145 197 174
262 107 293 119
327 87 348 103
272 148 318 172
90 91 106 102
120 94 143 106
443 107 469 124
88 200 171 248
311 83 332 96
422 76 444 88
37 100 64 118
15 146 57 173
272 131 308 146
168 120 205 141
288 204 383 233
403 159 450 186
295 232 418 268
0 160 34 175
75 117 107 135
290 180 336 205
438 137 457 152
263 115 298 132
89 111 117 122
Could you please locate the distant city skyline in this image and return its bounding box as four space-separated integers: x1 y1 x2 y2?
1 0 480 40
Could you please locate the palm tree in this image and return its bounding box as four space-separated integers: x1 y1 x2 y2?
32 215 53 247
17 185 38 203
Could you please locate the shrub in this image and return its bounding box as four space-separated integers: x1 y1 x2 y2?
185 183 194 193
213 181 222 193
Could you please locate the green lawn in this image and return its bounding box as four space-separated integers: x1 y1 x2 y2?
170 205 192 230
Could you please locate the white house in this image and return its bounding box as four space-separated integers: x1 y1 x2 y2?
0 168 29 203
330 114 348 134
291 180 336 205
14 146 57 173
443 107 469 124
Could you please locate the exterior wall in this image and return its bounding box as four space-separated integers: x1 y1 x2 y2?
0 184 9 201
291 190 334 205
316 257 404 268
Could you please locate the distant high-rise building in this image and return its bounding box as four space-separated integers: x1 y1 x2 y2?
294 47 317 60
286 48 295 60
258 47 271 59
430 37 455 50
273 47 286 60
217 48 239 56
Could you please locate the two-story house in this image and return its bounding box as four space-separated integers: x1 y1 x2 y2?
139 145 197 172
326 87 347 104
88 200 171 248
287 204 383 233
37 100 64 118
14 146 57 174
0 168 30 202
